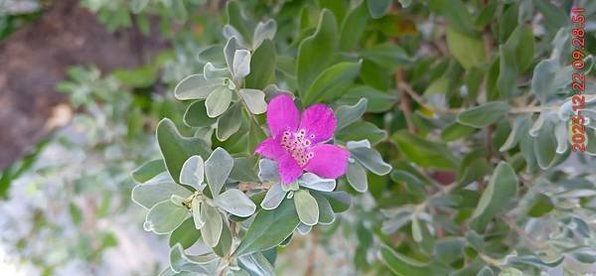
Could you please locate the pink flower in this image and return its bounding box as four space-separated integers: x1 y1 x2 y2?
255 94 349 184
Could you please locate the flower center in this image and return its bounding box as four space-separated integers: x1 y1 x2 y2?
280 129 314 167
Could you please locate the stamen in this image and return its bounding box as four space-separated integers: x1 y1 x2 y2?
280 129 314 167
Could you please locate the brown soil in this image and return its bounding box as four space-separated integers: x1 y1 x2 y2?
0 0 168 170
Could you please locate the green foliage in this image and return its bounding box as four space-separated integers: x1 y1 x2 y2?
115 0 596 274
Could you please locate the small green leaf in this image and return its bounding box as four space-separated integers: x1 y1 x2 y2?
303 61 361 105
349 145 392 175
174 74 225 100
169 244 218 273
441 122 475 142
321 191 351 213
203 62 230 79
169 218 201 249
245 39 276 89
297 10 338 94
261 183 287 210
239 89 267 114
336 121 386 145
132 173 193 210
236 199 300 256
393 131 459 170
145 200 188 234
297 173 336 192
201 204 223 247
252 19 277 49
531 59 559 103
215 189 257 217
205 86 232 118
258 159 279 182
238 252 275 275
205 147 234 196
528 193 554 217
446 27 485 70
339 85 396 113
456 102 511 128
471 162 518 231
533 117 558 169
184 100 217 128
156 119 212 185
346 161 368 192
311 192 335 225
336 98 368 130
132 159 166 183
294 189 319 226
180 156 205 188
226 0 254 44
339 0 367 51
216 103 243 141
224 37 243 73
232 49 251 80
361 43 410 69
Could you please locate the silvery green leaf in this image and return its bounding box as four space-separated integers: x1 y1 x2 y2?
205 147 234 195
224 36 242 73
174 74 226 100
203 62 230 79
499 116 530 152
411 216 423 242
252 19 277 49
336 98 368 130
238 252 275 276
350 146 392 175
132 173 193 210
192 197 204 229
296 223 312 235
346 161 368 192
531 59 559 103
144 200 188 234
170 244 219 274
205 86 232 118
346 139 371 149
529 112 545 137
239 89 267 114
258 159 279 182
381 210 412 234
294 189 319 226
215 189 257 217
216 103 242 141
201 204 223 247
180 155 205 188
297 173 336 192
232 49 251 80
223 24 246 47
312 192 335 225
260 183 286 210
194 127 214 147
555 122 568 153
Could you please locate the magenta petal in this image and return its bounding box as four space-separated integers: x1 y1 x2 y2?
267 94 299 138
299 104 337 143
255 138 285 159
278 154 303 184
304 144 349 179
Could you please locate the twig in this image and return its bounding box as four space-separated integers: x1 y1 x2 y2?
396 70 416 133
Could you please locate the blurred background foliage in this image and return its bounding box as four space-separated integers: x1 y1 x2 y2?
0 0 595 275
